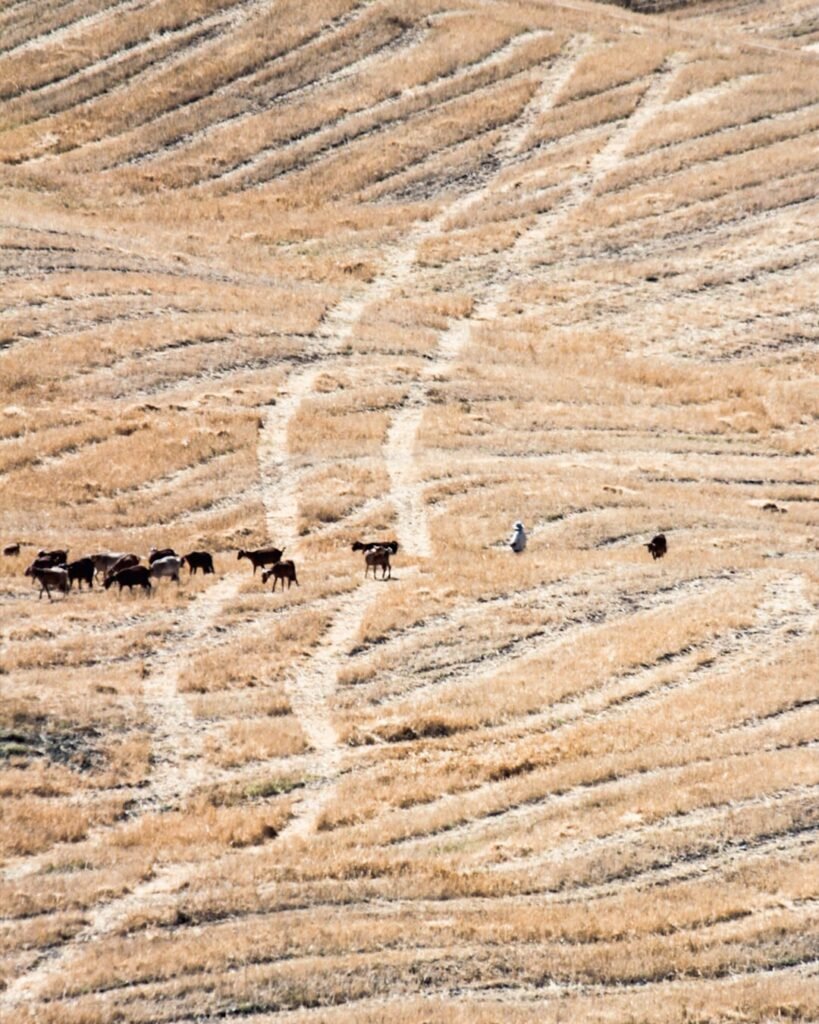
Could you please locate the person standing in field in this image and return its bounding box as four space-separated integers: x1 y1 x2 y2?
509 521 527 554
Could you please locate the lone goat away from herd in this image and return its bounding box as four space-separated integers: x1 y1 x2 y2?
352 540 399 554
647 534 668 560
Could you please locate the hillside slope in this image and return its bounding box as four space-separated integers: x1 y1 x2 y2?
0 1 817 1022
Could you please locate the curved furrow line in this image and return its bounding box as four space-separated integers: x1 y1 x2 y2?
162 959 817 1020
0 8 231 119
345 693 814 867
0 0 137 59
183 828 819 940
31 1 374 173
574 162 819 250
114 9 420 173
394 756 818 878
344 567 739 668
0 0 291 139
485 781 819 892
516 184 818 271
362 569 749 711
349 574 815 845
596 101 819 201
621 90 819 166
199 28 556 192
31 894 819 1010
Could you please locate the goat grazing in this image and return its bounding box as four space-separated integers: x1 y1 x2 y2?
105 554 140 579
238 547 284 574
364 546 392 580
104 565 152 594
261 560 299 590
181 551 214 575
3 542 20 557
646 534 668 560
91 552 128 579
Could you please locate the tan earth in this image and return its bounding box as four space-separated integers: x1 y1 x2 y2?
0 1 817 1021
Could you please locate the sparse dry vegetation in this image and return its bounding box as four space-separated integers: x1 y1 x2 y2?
1 0 817 1021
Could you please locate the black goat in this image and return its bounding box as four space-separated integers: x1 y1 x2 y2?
181 551 214 575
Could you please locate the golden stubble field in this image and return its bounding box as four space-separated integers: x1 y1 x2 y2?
0 0 817 1020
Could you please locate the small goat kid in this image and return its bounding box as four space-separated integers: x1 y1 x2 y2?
364 546 392 580
261 560 298 590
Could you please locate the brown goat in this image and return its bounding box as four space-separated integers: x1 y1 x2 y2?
36 549 68 567
25 564 70 600
352 540 399 554
364 546 392 580
261 560 299 590
148 547 177 564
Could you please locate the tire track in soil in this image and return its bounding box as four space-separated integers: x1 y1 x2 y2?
138 574 246 812
385 37 591 556
386 47 680 554
0 574 248 1010
253 178 480 839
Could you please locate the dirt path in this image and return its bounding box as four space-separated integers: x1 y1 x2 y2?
383 38 591 556
277 596 370 840
257 364 321 549
139 573 244 810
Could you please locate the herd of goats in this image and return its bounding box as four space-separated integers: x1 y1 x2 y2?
4 526 667 602
3 537 407 601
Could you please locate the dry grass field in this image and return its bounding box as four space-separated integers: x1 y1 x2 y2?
0 0 817 1020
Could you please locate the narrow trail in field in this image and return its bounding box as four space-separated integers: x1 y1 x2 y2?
254 218 452 839
277 598 366 841
0 572 252 1009
139 573 244 811
0 861 191 1011
257 364 321 549
384 37 590 556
